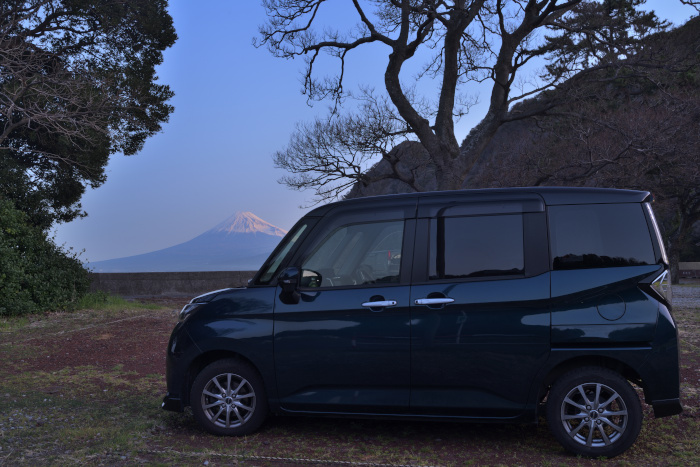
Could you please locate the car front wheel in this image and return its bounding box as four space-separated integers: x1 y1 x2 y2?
546 367 642 458
191 359 268 436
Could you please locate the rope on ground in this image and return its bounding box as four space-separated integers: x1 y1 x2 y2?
143 448 441 467
0 312 158 346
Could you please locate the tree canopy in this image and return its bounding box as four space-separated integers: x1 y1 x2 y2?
258 0 697 203
0 0 176 229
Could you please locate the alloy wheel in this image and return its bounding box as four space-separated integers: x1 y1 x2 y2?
560 382 629 448
200 373 256 428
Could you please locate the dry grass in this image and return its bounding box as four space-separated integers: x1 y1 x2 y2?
0 288 698 466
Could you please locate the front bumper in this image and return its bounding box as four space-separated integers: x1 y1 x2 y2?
162 393 184 412
652 398 683 418
162 321 201 412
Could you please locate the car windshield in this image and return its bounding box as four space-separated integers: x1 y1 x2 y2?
256 220 311 285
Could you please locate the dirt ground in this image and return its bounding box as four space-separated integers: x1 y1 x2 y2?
20 306 178 379
1 290 699 466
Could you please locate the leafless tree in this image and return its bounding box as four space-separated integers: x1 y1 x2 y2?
272 87 439 197
258 0 685 202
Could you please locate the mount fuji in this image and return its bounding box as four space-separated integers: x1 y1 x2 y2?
88 212 288 272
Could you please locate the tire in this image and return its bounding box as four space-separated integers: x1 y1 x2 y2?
190 359 268 436
546 366 642 458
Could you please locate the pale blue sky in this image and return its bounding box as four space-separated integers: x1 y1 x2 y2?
53 0 697 263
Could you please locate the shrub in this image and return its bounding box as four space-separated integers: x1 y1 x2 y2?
0 199 89 316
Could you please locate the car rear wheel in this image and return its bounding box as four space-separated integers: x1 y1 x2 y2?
191 359 268 436
546 367 642 458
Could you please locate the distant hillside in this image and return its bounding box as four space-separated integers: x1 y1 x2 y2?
466 15 700 188
347 16 700 197
88 212 287 272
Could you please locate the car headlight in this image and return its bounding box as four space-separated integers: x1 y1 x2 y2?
179 302 205 321
179 288 230 321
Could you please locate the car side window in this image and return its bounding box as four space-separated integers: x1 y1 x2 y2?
301 220 404 288
548 203 656 270
429 214 525 280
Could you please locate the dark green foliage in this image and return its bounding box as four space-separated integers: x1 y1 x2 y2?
0 199 90 316
0 0 177 229
537 0 666 78
0 125 101 230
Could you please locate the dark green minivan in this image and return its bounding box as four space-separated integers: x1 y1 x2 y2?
163 187 681 457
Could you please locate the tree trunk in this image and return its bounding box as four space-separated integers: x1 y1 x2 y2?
457 112 508 188
669 243 681 285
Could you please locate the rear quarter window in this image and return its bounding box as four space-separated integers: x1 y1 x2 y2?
548 203 656 270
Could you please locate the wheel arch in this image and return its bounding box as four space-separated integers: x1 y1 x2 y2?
536 356 646 415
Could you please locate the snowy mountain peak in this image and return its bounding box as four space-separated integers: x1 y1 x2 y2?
88 211 288 272
210 211 287 237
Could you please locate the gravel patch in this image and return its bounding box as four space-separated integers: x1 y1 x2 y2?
673 283 700 308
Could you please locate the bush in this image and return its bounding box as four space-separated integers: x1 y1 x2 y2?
0 199 89 316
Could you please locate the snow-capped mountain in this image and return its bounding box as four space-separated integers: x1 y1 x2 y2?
88 212 288 272
210 211 287 236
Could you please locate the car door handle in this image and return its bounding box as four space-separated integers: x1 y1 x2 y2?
415 298 455 306
362 300 397 308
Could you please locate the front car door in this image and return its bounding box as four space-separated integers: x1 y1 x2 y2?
409 193 551 419
273 202 416 414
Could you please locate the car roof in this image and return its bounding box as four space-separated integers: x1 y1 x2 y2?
306 187 651 217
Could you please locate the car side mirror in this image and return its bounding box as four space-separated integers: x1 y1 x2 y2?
278 267 300 304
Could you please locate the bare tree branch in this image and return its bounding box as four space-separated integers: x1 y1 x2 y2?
680 0 700 12
259 1 692 200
